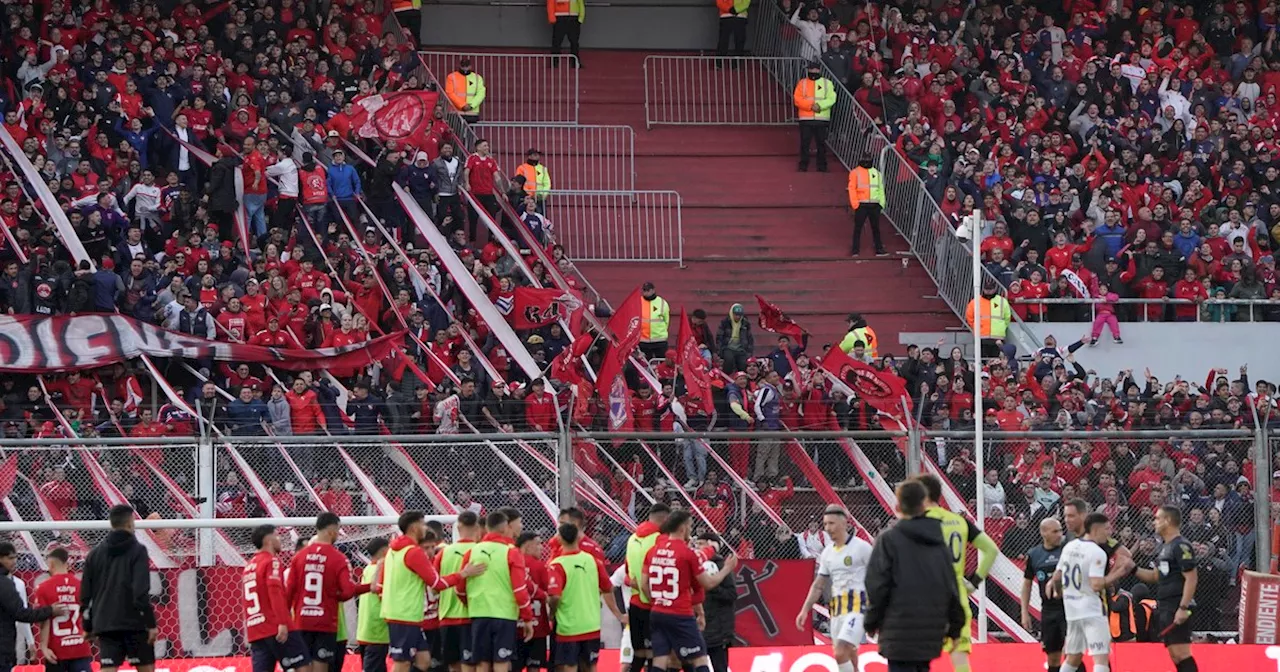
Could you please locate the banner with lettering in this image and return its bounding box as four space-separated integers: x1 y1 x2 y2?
0 314 404 372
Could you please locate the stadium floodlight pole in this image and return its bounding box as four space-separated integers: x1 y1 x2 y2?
970 208 988 644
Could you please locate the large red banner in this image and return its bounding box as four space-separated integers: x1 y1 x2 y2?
734 559 811 646
0 314 404 372
16 644 1278 672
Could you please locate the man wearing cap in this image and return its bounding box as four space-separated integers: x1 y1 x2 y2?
445 58 486 124
327 147 362 225
794 61 836 172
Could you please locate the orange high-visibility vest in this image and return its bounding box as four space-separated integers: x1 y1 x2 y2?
793 77 834 120
966 297 994 337
546 0 585 23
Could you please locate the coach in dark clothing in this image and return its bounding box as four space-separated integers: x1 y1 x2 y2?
699 534 737 672
864 481 964 672
0 542 59 672
81 505 157 672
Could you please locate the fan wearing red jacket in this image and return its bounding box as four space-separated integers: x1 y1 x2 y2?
245 525 311 672
287 513 372 672
33 547 89 672
641 511 737 672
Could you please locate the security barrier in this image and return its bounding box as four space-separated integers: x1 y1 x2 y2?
472 123 636 190
541 189 683 263
643 55 804 128
420 51 579 124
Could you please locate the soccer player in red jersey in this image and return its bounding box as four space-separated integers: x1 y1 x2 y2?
34 548 91 672
246 525 311 672
517 533 550 672
641 511 736 672
545 508 605 565
287 513 372 672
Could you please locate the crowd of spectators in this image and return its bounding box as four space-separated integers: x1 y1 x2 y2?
792 0 1280 322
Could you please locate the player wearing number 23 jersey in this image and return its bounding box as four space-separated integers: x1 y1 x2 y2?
33 564 93 672
643 535 708 659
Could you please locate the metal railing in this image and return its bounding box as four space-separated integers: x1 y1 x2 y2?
408 51 612 308
420 51 580 124
744 2 1040 355
643 55 802 128
1014 297 1280 322
542 189 684 263
472 123 636 190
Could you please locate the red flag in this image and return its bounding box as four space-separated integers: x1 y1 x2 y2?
821 345 913 422
676 309 714 414
550 331 594 385
754 294 806 341
510 287 585 330
0 455 15 500
596 341 633 432
351 90 443 152
607 288 646 358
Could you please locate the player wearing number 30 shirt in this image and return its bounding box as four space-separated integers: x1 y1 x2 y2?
34 548 92 672
246 525 312 672
1051 513 1113 672
288 514 372 672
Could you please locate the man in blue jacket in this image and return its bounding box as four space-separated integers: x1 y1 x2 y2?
225 385 269 436
326 148 362 226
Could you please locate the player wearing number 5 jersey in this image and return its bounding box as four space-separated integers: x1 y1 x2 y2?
796 506 872 672
246 525 311 672
915 475 997 672
288 514 373 672
1050 513 1113 672
33 548 90 672
641 511 737 672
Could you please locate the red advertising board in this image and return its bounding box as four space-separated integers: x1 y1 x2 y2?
733 559 812 646
1241 570 1280 644
16 645 1280 672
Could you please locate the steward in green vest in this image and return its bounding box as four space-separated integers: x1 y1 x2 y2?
357 538 391 672
381 511 485 672
436 510 482 671
460 510 536 667
548 525 628 672
623 503 671 671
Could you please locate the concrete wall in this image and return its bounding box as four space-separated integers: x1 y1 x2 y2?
420 0 731 51
899 323 1280 385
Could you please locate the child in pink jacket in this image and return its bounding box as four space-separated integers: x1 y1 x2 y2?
1090 282 1122 345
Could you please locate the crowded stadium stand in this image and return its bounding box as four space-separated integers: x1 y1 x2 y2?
1 0 1280 667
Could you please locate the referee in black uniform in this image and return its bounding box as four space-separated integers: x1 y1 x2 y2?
1022 518 1065 672
81 505 157 672
1135 506 1200 672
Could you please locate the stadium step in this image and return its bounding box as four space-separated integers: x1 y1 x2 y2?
564 49 957 353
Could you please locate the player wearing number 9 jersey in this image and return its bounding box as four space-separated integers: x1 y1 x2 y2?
641 511 736 672
34 548 92 672
246 525 312 672
915 475 997 672
288 514 372 672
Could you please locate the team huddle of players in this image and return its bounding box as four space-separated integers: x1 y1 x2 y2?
240 503 736 672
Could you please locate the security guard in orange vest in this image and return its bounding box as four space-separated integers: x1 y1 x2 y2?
391 0 422 44
965 281 1012 358
793 61 836 172
847 156 886 256
715 0 751 66
547 0 586 67
444 58 487 124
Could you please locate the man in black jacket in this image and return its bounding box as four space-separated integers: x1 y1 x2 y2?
864 481 965 672
81 505 157 672
696 533 736 672
0 542 63 672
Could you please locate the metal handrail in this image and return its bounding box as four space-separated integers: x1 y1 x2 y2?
471 123 637 190
746 3 1040 355
541 189 684 263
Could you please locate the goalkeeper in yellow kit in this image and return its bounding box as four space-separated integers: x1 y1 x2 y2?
914 475 998 672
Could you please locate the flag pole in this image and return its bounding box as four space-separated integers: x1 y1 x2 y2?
971 208 988 644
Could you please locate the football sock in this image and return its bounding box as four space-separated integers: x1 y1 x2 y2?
1060 664 1079 672
1094 665 1109 672
1176 658 1199 672
837 661 855 672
